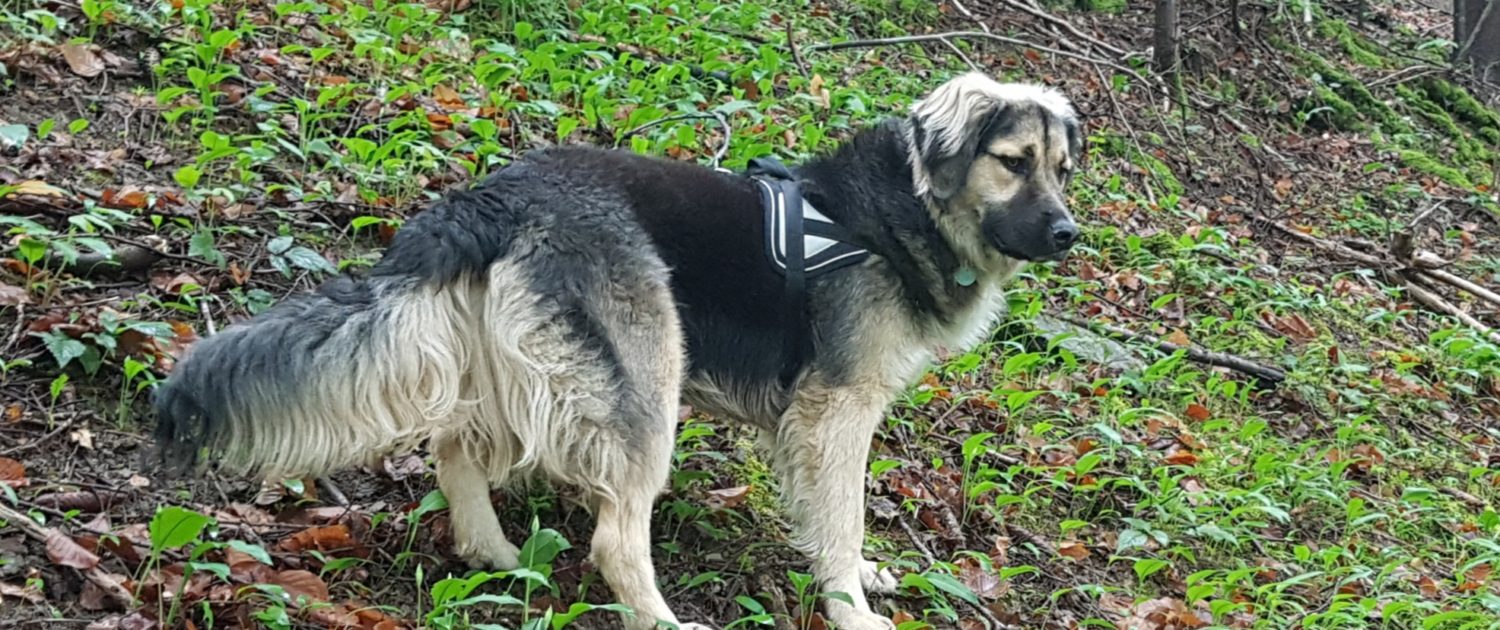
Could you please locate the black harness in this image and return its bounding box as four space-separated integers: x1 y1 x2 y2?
744 157 871 382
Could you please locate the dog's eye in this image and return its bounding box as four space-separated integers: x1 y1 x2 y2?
997 155 1026 173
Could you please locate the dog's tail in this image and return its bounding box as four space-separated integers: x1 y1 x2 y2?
153 274 474 480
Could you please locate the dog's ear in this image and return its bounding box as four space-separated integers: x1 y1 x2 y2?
908 73 1009 200
920 108 1006 200
1064 112 1086 168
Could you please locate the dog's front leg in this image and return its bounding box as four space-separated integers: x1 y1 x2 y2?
767 382 895 630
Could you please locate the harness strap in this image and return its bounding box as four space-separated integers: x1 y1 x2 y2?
745 156 871 384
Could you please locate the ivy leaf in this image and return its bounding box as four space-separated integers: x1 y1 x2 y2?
284 246 337 275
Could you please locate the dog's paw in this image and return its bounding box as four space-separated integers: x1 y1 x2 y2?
860 560 898 594
455 537 521 571
671 623 716 630
827 608 896 630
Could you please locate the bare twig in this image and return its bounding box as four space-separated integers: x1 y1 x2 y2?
1420 267 1500 311
1267 215 1500 343
1397 272 1500 345
4 303 25 356
1054 315 1288 385
0 502 135 609
1003 0 1129 58
753 573 797 630
808 31 1148 86
949 0 992 34
316 476 349 506
0 418 74 456
785 18 808 76
938 38 981 72
198 298 217 337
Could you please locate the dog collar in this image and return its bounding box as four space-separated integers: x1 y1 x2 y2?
745 157 871 383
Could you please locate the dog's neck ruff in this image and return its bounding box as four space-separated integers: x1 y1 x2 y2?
745 157 871 383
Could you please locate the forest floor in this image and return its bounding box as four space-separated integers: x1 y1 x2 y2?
3 0 1500 628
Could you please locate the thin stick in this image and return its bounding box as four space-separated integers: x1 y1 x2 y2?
1006 0 1128 58
785 18 808 76
938 37 981 72
949 0 992 34
1418 267 1500 311
1398 272 1500 345
808 31 1148 85
1054 314 1288 384
0 502 135 609
316 476 349 506
198 298 217 337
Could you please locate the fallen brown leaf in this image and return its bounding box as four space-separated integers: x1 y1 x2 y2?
273 569 329 604
59 43 105 77
1164 449 1201 466
7 180 69 198
1057 541 1089 561
0 580 44 604
704 485 751 510
0 282 30 306
0 457 26 487
1417 574 1440 598
46 529 101 570
1185 403 1211 423
279 524 355 554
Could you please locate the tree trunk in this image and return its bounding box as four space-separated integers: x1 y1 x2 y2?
1455 0 1500 85
1153 0 1179 78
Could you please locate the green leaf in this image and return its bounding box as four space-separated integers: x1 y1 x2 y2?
922 572 980 605
174 165 202 189
49 373 70 400
734 595 766 615
189 230 224 267
150 506 212 552
267 235 293 255
519 528 571 568
412 489 447 518
1117 528 1148 553
514 21 534 41
550 602 630 629
1133 558 1170 581
17 237 46 265
556 116 579 141
41 333 86 370
0 124 29 150
189 561 230 581
228 539 271 565
284 246 337 274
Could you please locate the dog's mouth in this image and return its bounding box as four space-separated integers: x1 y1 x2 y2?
992 239 1070 264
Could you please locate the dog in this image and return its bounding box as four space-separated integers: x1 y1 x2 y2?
152 71 1082 630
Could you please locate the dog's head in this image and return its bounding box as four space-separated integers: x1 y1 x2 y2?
906 72 1083 269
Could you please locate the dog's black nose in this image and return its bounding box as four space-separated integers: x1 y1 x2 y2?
1050 220 1078 250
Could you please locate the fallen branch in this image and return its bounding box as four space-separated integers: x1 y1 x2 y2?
1054 315 1288 385
1421 267 1500 311
1266 216 1500 345
808 31 1147 86
0 501 135 609
1009 0 1129 58
1397 272 1500 345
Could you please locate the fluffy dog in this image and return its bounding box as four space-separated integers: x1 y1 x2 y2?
153 71 1082 630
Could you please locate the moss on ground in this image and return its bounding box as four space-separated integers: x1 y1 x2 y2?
1316 20 1387 68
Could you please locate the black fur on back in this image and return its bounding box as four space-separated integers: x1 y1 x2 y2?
152 112 968 466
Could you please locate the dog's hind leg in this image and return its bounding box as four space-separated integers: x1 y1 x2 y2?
765 380 896 630
434 435 520 570
574 284 711 630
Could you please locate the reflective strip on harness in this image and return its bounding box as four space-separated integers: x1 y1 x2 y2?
753 178 871 277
